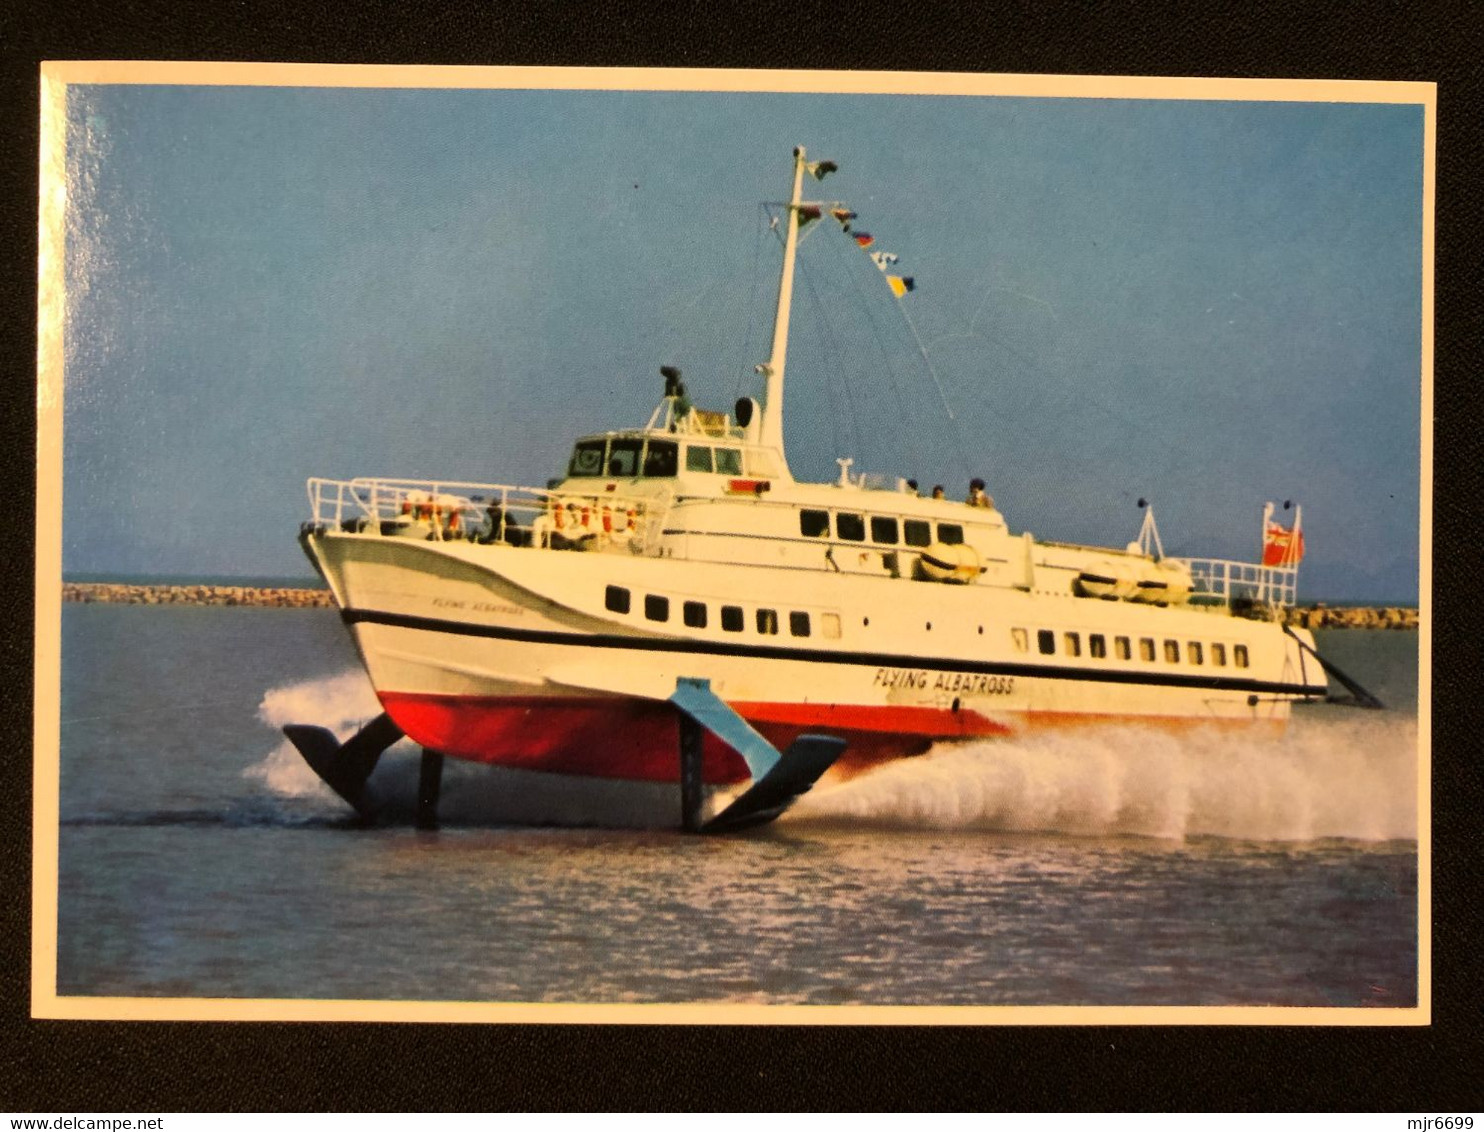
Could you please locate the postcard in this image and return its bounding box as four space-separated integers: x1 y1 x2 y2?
35 64 1432 1023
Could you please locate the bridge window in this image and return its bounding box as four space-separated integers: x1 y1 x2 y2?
800 509 830 538
604 585 630 614
1188 641 1203 665
1164 639 1180 663
836 513 866 542
821 613 842 639
1139 638 1156 661
1234 644 1249 668
644 594 669 622
1114 636 1131 660
569 441 607 477
1012 628 1029 653
686 446 714 473
721 605 744 632
904 520 932 547
937 523 964 546
870 516 900 544
1064 632 1081 657
789 611 811 637
607 439 643 477
642 440 678 478
683 601 707 629
1089 634 1106 659
1037 629 1056 655
715 448 743 475
1212 643 1227 666
757 608 779 635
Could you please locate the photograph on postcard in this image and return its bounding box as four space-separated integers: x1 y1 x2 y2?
36 67 1429 1019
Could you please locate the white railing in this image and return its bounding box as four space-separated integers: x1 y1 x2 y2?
305 477 672 556
1175 557 1299 610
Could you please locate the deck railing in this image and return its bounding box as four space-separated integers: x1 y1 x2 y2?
305 477 672 556
1174 556 1299 610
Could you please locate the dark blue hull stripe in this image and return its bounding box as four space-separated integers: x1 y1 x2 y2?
341 608 1328 699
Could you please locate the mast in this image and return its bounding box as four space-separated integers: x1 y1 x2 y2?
759 146 810 466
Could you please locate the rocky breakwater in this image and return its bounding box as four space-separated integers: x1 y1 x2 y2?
1283 603 1418 630
63 582 333 608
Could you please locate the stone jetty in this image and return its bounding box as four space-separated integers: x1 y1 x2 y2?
1282 604 1418 631
62 582 333 608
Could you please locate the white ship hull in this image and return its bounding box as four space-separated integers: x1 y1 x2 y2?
307 528 1326 787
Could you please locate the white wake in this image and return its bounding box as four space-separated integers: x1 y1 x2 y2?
245 669 385 801
788 714 1419 842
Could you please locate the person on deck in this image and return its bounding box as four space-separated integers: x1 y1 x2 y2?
931 484 945 500
968 477 994 509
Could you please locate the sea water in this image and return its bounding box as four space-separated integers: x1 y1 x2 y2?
54 605 1419 1006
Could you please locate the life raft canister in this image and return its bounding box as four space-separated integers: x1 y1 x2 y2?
1130 559 1194 605
1075 559 1139 601
917 541 982 584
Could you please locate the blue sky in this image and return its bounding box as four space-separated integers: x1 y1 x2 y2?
61 85 1424 600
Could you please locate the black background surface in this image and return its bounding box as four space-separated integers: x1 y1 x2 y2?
2 0 1479 1112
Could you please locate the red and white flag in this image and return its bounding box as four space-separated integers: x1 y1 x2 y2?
1262 517 1305 566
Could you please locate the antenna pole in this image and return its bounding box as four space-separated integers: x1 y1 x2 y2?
760 146 808 466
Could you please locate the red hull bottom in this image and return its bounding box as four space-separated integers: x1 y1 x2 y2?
377 692 1283 786
377 692 1013 785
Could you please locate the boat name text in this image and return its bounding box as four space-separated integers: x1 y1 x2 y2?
431 597 522 616
873 668 1014 695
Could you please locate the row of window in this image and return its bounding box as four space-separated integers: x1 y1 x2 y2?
800 509 965 547
605 585 842 639
570 438 744 480
605 583 1250 668
1014 627 1250 668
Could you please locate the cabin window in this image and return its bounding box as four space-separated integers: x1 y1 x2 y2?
789 611 811 637
1012 628 1029 653
937 523 965 546
870 516 900 544
642 440 678 478
821 613 842 639
904 520 932 547
1212 643 1227 666
1164 639 1180 663
715 448 743 475
683 601 707 629
1188 641 1203 665
1064 632 1081 657
607 439 643 477
604 585 630 614
644 594 669 622
686 446 714 473
1234 644 1250 668
1089 634 1107 659
1037 629 1056 655
757 608 779 635
569 441 607 477
800 509 830 538
721 605 744 632
1139 638 1156 661
1114 636 1131 660
836 513 866 542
